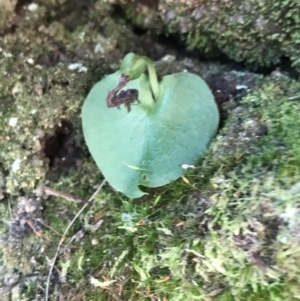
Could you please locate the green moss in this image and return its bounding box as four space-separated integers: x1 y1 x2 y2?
121 0 300 71
0 0 146 195
0 1 169 298
1 1 300 300
55 76 300 301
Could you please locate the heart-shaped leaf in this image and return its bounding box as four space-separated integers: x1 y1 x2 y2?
82 67 219 198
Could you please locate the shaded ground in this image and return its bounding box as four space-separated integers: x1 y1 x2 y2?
1 1 300 301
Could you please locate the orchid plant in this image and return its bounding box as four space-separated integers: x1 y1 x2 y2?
82 53 219 198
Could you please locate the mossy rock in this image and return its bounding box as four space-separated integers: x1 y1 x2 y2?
58 75 300 301
1 1 300 300
118 0 300 72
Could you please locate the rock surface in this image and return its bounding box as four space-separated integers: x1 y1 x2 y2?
111 0 300 72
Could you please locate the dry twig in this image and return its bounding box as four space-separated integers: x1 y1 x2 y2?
45 180 107 301
43 186 84 203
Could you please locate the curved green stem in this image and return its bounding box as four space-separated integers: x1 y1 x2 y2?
143 57 160 101
120 53 160 102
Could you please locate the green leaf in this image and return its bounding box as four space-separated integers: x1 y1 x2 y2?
82 70 219 198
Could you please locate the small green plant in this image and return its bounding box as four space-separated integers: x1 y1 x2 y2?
81 53 219 198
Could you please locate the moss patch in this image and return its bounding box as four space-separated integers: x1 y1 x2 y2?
1 1 300 300
119 0 300 72
49 76 300 301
